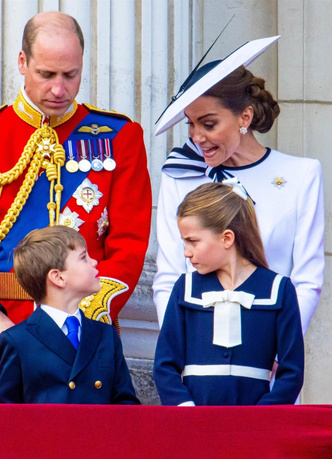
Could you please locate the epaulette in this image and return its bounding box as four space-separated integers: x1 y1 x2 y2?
83 103 133 122
0 104 8 113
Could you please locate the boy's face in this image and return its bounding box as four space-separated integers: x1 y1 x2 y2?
62 246 101 299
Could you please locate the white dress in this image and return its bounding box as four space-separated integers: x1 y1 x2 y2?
153 140 325 332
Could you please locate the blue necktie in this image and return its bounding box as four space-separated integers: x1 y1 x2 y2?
65 316 80 350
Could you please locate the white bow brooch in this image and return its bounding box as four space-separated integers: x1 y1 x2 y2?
202 290 255 348
222 177 248 200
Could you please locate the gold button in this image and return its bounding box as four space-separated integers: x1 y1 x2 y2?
69 381 76 389
94 380 102 389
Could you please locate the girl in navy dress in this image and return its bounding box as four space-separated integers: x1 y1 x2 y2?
153 180 304 406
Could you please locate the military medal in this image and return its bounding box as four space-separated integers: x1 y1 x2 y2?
103 139 116 171
89 139 104 171
92 158 103 171
103 157 116 171
79 159 91 172
65 140 79 173
78 140 91 172
66 160 79 173
73 178 103 213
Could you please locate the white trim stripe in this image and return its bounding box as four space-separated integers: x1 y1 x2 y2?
184 272 283 307
183 364 271 381
252 273 282 305
165 158 205 167
185 273 201 305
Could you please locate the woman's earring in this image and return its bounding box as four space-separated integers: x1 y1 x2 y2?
240 127 248 135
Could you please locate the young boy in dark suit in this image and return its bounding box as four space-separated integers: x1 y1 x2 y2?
0 226 140 404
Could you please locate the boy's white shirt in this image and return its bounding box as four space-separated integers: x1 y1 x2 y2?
40 304 81 339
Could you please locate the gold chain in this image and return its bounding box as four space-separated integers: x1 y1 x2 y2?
0 124 66 242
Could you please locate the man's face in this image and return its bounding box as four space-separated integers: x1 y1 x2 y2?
18 30 83 117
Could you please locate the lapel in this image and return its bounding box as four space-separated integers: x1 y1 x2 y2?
70 311 102 379
26 307 76 365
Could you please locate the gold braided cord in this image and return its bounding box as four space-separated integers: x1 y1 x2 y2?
0 151 44 241
0 128 46 187
0 125 66 241
43 134 65 226
54 143 65 225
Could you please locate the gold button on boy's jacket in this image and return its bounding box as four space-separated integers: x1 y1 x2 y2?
94 380 102 389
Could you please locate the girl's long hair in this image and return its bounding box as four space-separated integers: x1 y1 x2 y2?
177 182 268 269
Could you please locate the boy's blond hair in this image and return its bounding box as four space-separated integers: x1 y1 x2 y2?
14 226 86 304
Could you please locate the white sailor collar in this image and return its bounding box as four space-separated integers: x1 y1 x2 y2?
182 270 284 311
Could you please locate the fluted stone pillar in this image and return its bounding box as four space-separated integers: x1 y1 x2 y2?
0 0 197 404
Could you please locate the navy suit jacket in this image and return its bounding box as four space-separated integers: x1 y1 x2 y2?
0 307 139 404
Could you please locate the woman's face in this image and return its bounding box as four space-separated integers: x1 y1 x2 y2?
185 95 248 167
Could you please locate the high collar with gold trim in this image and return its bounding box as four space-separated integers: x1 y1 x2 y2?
13 88 78 128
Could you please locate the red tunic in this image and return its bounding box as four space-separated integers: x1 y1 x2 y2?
0 97 152 325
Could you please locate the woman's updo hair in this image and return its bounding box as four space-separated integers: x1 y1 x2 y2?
204 65 280 133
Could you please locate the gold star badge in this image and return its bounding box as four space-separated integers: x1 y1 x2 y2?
59 207 84 231
73 178 103 213
272 177 287 189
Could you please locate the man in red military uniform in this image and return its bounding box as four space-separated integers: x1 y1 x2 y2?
0 11 152 332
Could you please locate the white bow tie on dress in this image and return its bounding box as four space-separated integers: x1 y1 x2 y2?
202 290 255 348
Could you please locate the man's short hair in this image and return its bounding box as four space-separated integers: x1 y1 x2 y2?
14 226 86 304
22 12 84 64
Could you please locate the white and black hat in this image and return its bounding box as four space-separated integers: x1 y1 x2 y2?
155 35 280 136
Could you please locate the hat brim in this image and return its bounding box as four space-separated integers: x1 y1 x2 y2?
155 35 280 136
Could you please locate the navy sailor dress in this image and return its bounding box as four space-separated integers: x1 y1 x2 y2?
153 267 304 406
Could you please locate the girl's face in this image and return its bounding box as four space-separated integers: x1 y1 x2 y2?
185 95 248 167
178 216 228 275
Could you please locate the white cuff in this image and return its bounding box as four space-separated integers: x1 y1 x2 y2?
177 401 195 407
